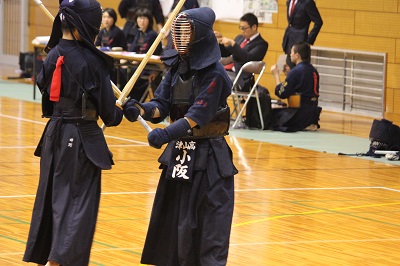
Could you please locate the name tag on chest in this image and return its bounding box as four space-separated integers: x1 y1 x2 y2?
166 140 197 182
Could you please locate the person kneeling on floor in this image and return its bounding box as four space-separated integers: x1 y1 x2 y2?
270 41 322 132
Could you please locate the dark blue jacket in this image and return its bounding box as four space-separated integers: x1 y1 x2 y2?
128 28 162 55
275 61 319 103
282 0 323 54
95 25 127 50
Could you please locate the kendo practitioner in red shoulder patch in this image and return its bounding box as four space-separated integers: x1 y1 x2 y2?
23 0 123 265
122 7 238 266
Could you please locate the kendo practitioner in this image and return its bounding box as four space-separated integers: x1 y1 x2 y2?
271 41 322 132
23 0 123 265
122 7 238 265
163 0 200 51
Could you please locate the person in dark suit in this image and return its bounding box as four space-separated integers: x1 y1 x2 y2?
215 13 268 92
282 0 323 69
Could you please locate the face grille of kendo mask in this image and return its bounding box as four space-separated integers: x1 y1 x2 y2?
171 13 194 56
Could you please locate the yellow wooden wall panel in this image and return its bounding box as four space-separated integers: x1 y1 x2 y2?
318 9 354 35
28 4 56 50
385 88 394 113
214 21 240 39
99 0 117 9
385 111 400 124
394 89 400 114
396 39 400 63
386 63 400 90
314 33 395 62
355 12 400 39
316 0 398 13
276 2 288 29
260 28 285 52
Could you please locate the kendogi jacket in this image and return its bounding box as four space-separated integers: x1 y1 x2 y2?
139 7 237 183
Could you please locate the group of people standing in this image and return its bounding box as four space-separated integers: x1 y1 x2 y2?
22 0 324 265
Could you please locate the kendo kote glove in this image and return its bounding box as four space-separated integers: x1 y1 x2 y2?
123 99 159 122
148 118 192 149
106 107 124 126
122 99 140 122
138 101 159 121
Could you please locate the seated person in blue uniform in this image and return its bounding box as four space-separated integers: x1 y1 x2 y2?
118 0 165 48
95 8 127 87
122 7 238 265
95 7 127 50
125 7 163 101
215 13 268 92
270 41 322 132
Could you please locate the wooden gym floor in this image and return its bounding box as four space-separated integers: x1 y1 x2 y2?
0 93 400 265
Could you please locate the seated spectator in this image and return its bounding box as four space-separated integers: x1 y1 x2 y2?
95 8 127 50
128 8 162 55
118 0 165 49
126 8 163 101
270 41 322 132
214 13 268 92
95 8 127 87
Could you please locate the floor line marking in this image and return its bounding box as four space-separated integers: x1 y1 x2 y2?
0 186 392 199
235 186 384 192
233 201 400 228
382 187 400 193
229 238 400 246
2 238 399 257
0 114 46 125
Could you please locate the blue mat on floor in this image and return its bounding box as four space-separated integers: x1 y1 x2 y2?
0 79 41 103
229 128 399 165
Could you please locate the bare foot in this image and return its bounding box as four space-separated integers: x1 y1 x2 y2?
304 124 318 131
45 261 60 266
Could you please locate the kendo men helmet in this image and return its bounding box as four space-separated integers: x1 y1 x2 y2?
46 0 114 68
170 7 221 70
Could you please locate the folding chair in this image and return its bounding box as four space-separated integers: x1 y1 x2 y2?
139 83 154 102
230 61 267 129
